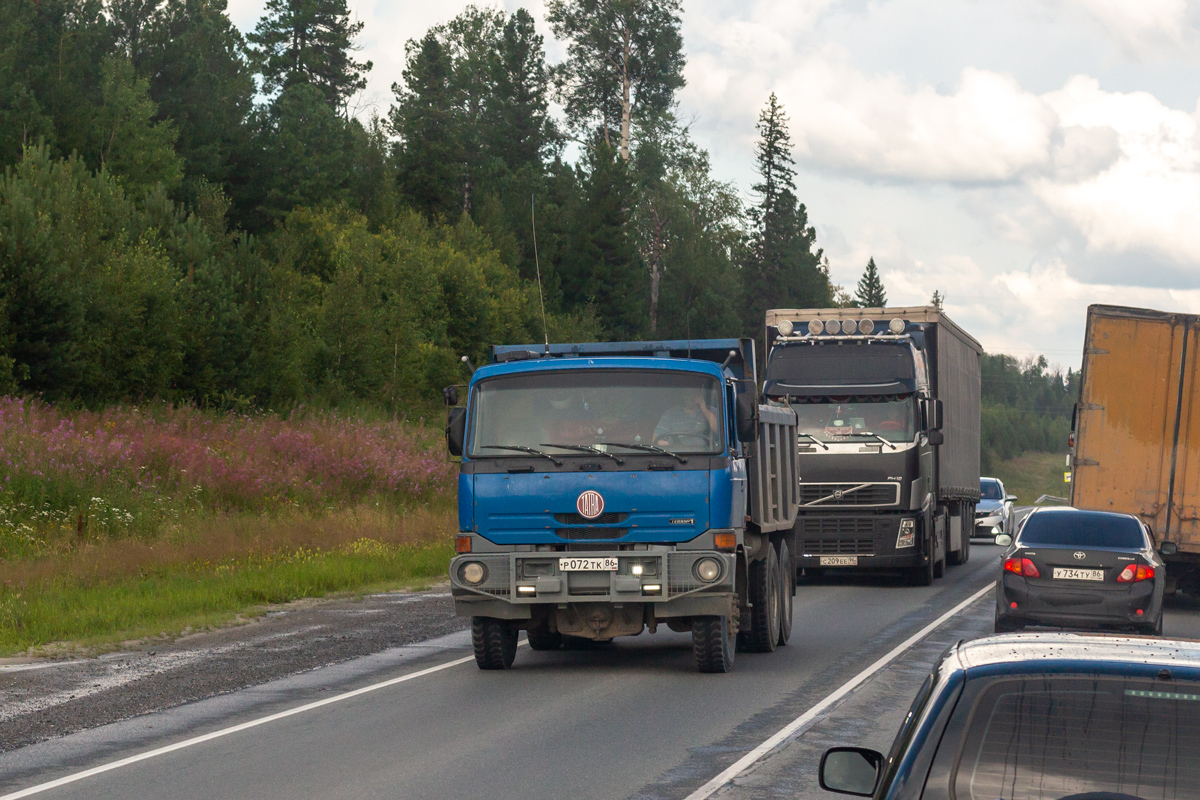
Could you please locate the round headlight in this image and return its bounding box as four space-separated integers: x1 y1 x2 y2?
826 319 842 335
807 319 824 335
889 318 905 334
857 318 874 334
777 319 794 336
694 557 722 583
461 562 487 585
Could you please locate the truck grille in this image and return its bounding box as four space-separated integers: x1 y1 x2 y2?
801 538 875 555
798 483 900 507
798 518 876 537
554 512 628 524
555 528 629 540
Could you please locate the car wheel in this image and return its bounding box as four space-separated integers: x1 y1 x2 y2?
994 616 1025 634
1138 615 1164 637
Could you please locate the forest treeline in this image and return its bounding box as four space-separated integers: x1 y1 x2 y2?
981 354 1076 471
0 0 840 410
0 0 1073 462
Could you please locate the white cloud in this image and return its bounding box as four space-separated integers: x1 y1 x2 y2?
1065 0 1194 56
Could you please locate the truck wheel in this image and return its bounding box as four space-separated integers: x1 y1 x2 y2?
692 615 736 673
472 617 518 670
908 554 934 586
777 541 794 647
526 623 562 651
739 547 780 653
948 512 971 566
933 527 947 578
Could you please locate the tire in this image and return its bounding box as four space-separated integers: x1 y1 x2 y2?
777 541 795 647
692 615 736 673
1138 615 1164 637
472 616 518 670
933 526 947 578
526 623 562 651
994 616 1025 634
908 551 934 586
738 546 780 653
948 522 971 566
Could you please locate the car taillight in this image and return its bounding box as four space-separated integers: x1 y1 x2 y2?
1004 557 1040 578
1117 564 1155 582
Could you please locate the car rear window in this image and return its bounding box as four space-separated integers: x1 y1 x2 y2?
1018 512 1144 548
953 676 1200 800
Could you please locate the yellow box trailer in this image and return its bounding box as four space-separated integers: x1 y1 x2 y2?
1071 304 1200 596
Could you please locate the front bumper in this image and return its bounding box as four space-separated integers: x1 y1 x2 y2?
974 514 1004 533
996 573 1163 628
795 514 927 570
449 548 735 619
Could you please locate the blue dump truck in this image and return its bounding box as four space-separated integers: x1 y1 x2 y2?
443 339 798 673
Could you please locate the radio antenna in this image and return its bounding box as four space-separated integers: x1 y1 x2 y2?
531 193 550 354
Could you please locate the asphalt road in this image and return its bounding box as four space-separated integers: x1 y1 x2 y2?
3 533 1199 800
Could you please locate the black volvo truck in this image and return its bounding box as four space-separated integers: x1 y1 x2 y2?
763 307 981 585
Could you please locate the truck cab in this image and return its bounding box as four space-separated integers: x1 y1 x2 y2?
445 339 798 673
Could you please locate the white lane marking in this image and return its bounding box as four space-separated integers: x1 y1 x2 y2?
684 581 996 800
1 645 504 799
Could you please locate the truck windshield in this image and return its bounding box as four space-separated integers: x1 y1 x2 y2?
787 395 916 443
468 370 725 457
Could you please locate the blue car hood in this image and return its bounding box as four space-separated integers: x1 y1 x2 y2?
472 470 709 544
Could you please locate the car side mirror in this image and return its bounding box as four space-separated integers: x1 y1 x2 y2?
995 534 1012 547
446 407 466 456
820 747 883 796
735 391 758 442
925 429 944 446
1160 541 1179 556
1005 494 1017 503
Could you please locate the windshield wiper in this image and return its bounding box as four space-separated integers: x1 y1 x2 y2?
541 443 625 466
479 445 563 466
798 433 829 450
598 441 688 464
836 432 897 450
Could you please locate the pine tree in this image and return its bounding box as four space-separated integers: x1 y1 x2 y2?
743 93 832 331
248 0 371 111
546 0 685 161
487 9 555 174
391 32 464 221
930 289 944 310
855 257 887 308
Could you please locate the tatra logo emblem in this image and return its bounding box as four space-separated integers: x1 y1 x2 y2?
577 490 604 519
1073 552 1086 560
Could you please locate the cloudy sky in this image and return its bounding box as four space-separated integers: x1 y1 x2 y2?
225 0 1200 367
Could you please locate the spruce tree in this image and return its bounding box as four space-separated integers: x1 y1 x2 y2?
930 289 944 310
855 257 887 308
391 32 464 221
488 9 554 174
248 0 371 111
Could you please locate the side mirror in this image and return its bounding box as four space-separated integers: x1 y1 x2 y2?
735 391 758 442
1005 495 1017 503
925 429 944 446
446 407 466 456
819 747 883 796
922 396 944 432
995 534 1013 547
443 385 459 406
1160 541 1179 556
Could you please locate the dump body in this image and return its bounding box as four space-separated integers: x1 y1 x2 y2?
1071 304 1200 594
763 307 982 581
445 339 799 671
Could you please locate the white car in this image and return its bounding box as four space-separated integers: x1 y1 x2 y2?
975 477 1015 537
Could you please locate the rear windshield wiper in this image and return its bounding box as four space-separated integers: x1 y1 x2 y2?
798 433 829 450
598 441 688 464
479 445 563 466
836 432 897 450
541 443 625 465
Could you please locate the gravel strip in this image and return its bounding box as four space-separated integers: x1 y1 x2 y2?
0 588 466 752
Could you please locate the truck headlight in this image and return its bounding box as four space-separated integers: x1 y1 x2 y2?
460 562 487 585
896 519 916 549
694 557 722 582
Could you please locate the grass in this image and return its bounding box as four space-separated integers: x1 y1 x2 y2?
0 399 462 657
987 451 1072 506
0 505 458 656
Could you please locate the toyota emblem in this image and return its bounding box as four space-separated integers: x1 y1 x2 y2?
577 490 604 519
1073 551 1087 560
